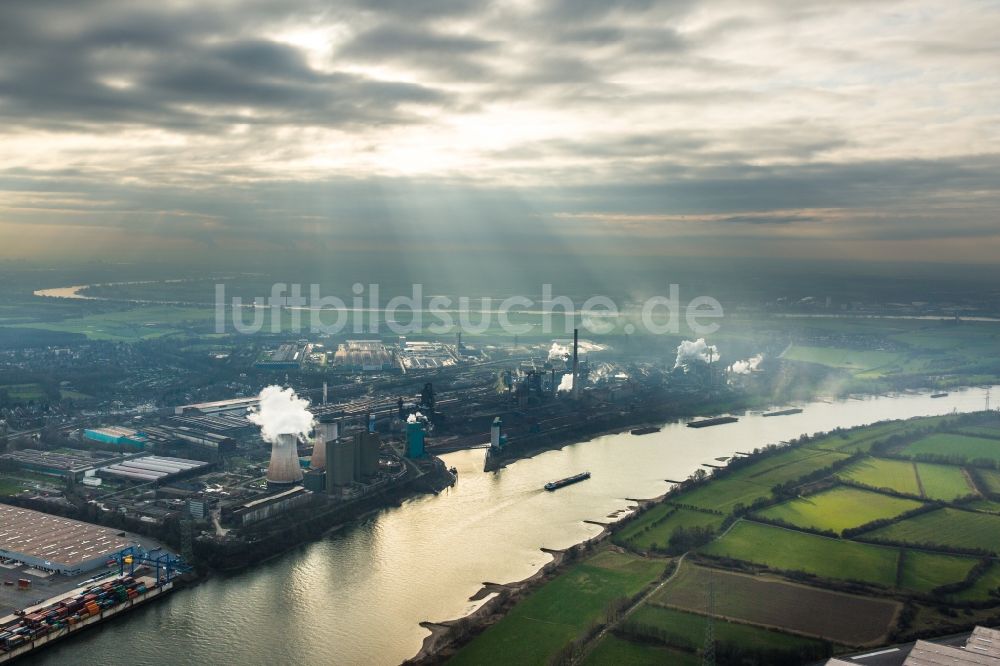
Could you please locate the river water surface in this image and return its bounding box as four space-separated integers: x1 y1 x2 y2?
36 386 997 665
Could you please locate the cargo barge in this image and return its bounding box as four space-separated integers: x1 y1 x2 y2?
0 575 173 663
630 426 661 436
687 416 738 428
762 408 803 417
544 472 591 491
931 392 949 398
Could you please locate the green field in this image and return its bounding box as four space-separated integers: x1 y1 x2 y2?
652 561 897 645
701 521 899 586
973 469 1000 495
758 486 923 534
679 448 850 513
916 463 975 500
582 635 700 666
449 550 665 666
0 382 45 401
957 426 1000 439
952 563 1000 602
626 604 826 654
10 305 216 341
837 457 921 495
964 499 1000 514
811 422 912 454
897 550 979 595
900 433 1000 464
781 344 902 374
867 508 1000 553
615 506 725 552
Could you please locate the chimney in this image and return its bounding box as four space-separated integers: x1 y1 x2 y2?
571 328 580 399
267 433 303 488
322 381 328 405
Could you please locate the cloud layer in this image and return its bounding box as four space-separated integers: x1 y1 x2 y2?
1 0 998 264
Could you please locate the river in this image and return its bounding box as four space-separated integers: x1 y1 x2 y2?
35 386 997 665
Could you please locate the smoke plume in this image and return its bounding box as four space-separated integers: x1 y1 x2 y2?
729 354 764 375
674 338 718 369
557 374 574 393
548 342 571 361
248 385 315 444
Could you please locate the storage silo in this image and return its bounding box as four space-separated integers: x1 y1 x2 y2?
326 438 355 490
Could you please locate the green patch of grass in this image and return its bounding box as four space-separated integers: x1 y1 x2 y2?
963 499 1000 514
616 507 725 552
900 433 1000 464
678 448 850 513
0 477 28 496
781 345 902 375
915 462 974 500
973 469 1000 495
867 508 1000 553
897 550 978 595
700 521 899 586
582 635 700 666
449 549 666 666
757 486 923 534
0 382 45 401
952 562 1000 602
627 605 827 653
837 458 921 496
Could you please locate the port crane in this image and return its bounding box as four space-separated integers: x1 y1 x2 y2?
110 545 191 583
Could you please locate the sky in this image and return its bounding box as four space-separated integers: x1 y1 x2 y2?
1 0 999 267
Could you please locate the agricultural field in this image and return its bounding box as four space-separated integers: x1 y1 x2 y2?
899 433 1000 464
757 486 922 534
678 448 850 513
866 508 1000 553
972 469 1000 495
897 550 979 595
615 506 725 552
699 521 899 586
916 463 976 500
652 561 897 645
811 422 912 454
10 305 216 341
449 549 665 666
952 563 1000 602
582 635 699 666
958 425 1000 439
0 382 45 401
837 458 921 495
964 499 1000 514
780 344 902 374
625 604 826 655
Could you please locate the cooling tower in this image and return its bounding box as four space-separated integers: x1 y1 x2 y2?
311 415 339 470
267 433 303 488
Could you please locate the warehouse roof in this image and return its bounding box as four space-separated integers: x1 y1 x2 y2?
0 505 133 569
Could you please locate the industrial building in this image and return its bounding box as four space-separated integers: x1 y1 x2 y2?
333 340 395 371
83 427 147 450
139 425 236 459
0 505 136 575
98 455 209 483
173 396 260 416
0 449 113 481
397 341 458 371
323 432 383 494
229 486 314 526
825 626 1000 665
254 343 307 370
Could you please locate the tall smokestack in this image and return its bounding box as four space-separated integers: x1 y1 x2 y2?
311 415 339 470
267 433 303 488
322 381 328 405
572 328 580 399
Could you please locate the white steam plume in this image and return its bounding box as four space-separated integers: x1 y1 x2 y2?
548 342 571 361
557 374 574 393
729 354 764 375
248 385 315 444
674 338 718 369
